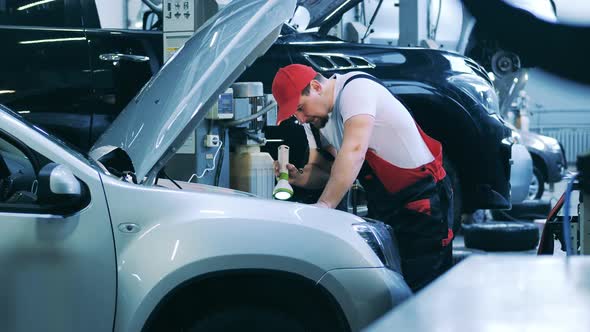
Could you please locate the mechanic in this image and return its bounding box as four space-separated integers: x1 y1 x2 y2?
272 64 454 291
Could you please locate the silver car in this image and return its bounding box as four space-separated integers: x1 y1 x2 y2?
0 1 411 331
510 138 534 204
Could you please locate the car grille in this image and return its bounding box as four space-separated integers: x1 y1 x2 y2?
303 52 376 72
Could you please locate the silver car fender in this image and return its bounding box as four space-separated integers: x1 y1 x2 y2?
99 175 382 331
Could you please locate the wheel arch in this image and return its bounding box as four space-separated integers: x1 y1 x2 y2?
529 150 548 181
141 269 351 332
391 83 481 191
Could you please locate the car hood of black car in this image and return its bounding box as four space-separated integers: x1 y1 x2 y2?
298 0 362 29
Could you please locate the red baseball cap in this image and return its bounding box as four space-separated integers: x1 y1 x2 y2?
272 64 317 124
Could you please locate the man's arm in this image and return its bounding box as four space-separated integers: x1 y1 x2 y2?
317 114 374 208
299 148 333 188
280 147 333 189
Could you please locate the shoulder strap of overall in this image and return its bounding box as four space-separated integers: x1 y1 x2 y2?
334 73 384 118
329 73 397 152
341 73 384 90
340 73 415 118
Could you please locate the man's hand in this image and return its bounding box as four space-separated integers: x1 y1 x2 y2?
274 160 303 186
311 201 330 209
273 148 333 189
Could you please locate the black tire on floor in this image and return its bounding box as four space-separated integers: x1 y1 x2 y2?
188 306 307 332
490 209 522 222
491 200 552 221
462 221 539 251
443 155 462 234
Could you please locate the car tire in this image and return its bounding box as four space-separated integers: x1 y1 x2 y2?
528 167 545 200
491 200 552 221
188 306 309 332
462 221 539 251
443 156 462 234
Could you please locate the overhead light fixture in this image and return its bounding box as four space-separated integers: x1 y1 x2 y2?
0 90 16 94
273 145 293 200
17 0 56 11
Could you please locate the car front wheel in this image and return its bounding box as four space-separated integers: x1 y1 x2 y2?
188 306 309 332
528 167 545 200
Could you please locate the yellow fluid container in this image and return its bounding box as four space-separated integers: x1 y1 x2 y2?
230 145 274 199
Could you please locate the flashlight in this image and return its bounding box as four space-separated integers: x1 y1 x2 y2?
273 145 294 200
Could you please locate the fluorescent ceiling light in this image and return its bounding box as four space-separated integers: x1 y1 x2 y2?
17 0 55 11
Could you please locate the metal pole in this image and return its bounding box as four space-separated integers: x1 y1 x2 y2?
398 0 428 47
123 0 129 29
581 192 590 254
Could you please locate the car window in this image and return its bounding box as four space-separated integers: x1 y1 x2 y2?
0 135 37 205
0 136 26 159
0 0 81 27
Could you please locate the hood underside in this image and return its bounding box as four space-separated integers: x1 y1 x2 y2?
89 0 296 183
298 0 361 29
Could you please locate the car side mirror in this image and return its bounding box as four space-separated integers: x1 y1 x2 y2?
37 163 87 214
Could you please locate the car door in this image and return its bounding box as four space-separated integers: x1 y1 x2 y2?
80 0 163 144
0 122 116 332
0 0 94 151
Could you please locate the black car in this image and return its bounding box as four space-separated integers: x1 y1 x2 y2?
239 4 513 222
0 0 513 228
0 0 162 151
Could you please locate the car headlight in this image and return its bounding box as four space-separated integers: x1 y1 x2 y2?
353 220 401 272
448 74 500 115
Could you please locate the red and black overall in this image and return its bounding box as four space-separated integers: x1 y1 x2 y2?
339 74 454 292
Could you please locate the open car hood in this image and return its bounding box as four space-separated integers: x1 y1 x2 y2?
298 0 362 29
503 0 558 23
89 0 296 183
298 0 557 29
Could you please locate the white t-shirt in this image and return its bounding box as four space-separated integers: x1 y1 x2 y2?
319 72 434 168
303 123 318 150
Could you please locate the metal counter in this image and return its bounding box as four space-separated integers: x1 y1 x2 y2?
366 255 590 332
